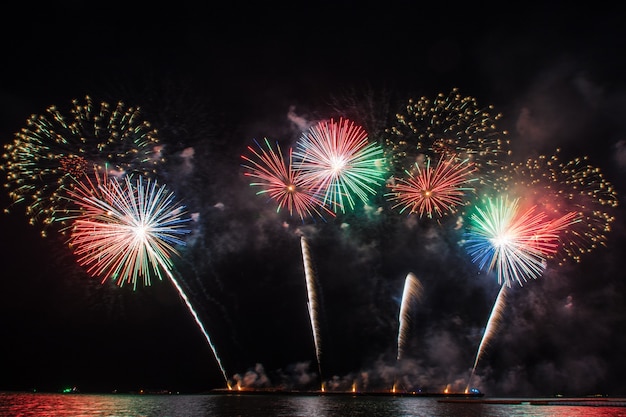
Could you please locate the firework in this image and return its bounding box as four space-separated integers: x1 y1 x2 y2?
241 138 334 221
397 273 423 361
61 169 190 289
491 149 619 265
293 118 387 214
386 155 477 219
301 236 324 390
60 168 229 385
383 88 510 177
465 284 507 393
464 195 576 287
1 96 163 235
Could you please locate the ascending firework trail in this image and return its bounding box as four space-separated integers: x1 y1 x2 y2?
394 273 423 392
397 273 423 362
300 236 324 390
465 284 507 393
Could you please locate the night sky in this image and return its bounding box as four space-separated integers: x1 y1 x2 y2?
2 3 626 397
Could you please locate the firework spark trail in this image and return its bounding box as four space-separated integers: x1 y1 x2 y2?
241 137 334 221
386 155 477 219
1 96 162 236
465 284 507 393
397 273 423 361
300 235 324 389
161 261 229 385
464 196 577 287
293 117 387 214
60 170 229 385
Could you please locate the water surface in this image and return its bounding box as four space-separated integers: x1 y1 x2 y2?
1 392 625 417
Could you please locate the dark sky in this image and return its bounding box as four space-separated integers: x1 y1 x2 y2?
1 2 626 396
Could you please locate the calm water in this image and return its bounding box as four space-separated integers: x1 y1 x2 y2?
1 392 626 417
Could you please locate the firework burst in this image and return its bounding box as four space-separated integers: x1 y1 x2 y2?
60 168 190 289
293 118 387 214
241 138 334 221
386 155 477 219
59 168 230 385
1 96 163 235
491 149 619 265
384 88 510 177
464 195 577 287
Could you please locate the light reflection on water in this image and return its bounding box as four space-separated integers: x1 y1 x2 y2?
1 392 626 417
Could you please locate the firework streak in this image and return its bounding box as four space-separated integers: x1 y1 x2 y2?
397 273 423 361
466 284 507 393
300 236 324 389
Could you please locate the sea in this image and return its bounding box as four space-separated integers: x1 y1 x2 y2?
2 392 626 417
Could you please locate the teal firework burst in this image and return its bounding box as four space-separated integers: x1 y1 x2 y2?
293 118 387 214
